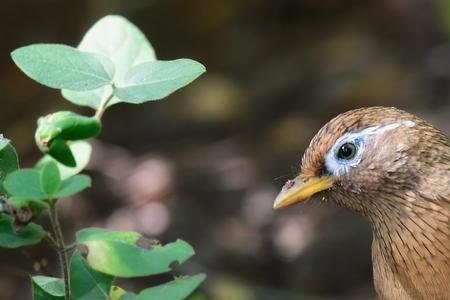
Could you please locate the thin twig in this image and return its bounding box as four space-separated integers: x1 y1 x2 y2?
61 243 77 253
94 92 114 120
48 203 71 300
45 234 58 250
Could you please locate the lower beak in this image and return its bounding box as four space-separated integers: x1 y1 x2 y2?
273 176 333 209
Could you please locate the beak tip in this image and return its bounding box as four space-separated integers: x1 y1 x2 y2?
273 194 290 210
272 176 333 210
273 193 287 210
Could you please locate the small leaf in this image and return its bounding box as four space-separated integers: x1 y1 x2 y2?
76 228 195 277
62 15 156 109
11 44 114 91
40 162 61 197
134 274 206 300
115 59 205 103
35 141 92 180
0 215 46 248
4 169 47 206
0 139 19 195
4 169 90 205
78 15 156 81
70 251 113 300
47 139 76 167
32 276 64 300
55 175 91 198
62 86 114 110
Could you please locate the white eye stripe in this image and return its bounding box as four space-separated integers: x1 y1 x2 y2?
402 120 415 128
323 121 412 176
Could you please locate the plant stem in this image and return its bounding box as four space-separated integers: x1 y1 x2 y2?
94 92 114 120
48 203 71 300
45 234 58 250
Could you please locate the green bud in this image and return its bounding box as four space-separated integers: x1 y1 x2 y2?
35 111 101 167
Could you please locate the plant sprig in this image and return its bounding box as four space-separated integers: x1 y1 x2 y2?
0 15 206 300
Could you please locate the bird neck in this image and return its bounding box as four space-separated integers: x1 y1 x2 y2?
368 195 450 299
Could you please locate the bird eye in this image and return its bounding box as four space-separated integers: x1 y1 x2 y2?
337 142 357 160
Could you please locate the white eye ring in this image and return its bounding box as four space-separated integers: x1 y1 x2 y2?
325 135 364 176
323 122 409 176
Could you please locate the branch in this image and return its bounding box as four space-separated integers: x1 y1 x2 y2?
48 203 71 300
94 92 114 120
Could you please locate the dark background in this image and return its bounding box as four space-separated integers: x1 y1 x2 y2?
1 0 450 299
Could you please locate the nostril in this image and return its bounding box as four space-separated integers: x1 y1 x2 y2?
282 179 296 192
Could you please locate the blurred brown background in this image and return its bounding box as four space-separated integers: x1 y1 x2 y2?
1 0 450 299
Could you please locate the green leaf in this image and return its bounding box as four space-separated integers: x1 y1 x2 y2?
0 215 46 248
32 276 64 300
4 169 90 206
35 141 92 180
4 169 47 206
114 59 205 103
62 15 156 109
135 274 206 300
62 86 114 110
12 44 114 91
70 251 113 300
76 228 195 277
55 175 91 198
40 162 61 198
0 139 19 194
47 139 76 167
78 15 156 84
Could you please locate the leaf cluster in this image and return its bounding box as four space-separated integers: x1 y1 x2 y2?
0 15 206 300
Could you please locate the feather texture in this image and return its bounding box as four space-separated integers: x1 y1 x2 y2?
298 107 450 299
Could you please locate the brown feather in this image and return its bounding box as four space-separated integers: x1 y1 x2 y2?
298 107 450 299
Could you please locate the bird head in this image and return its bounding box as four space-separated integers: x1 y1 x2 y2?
273 106 447 217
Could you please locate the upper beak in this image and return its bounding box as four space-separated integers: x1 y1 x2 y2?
273 175 333 209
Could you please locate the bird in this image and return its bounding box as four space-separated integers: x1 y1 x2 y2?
273 106 450 300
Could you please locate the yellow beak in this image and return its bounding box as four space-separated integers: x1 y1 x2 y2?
273 176 333 209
